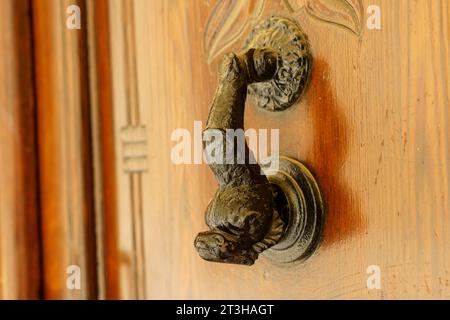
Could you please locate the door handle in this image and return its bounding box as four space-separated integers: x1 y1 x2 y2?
194 17 325 266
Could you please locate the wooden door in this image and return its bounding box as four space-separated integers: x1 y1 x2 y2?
89 0 449 299
1 0 448 300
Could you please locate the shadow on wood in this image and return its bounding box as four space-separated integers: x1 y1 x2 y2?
308 58 366 249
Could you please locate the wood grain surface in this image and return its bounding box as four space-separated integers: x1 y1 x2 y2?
32 0 97 299
0 0 41 299
96 0 449 299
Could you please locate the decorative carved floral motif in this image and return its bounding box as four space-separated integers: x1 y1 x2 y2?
204 0 267 64
204 0 363 63
302 0 364 36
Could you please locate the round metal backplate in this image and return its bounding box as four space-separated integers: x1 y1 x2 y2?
261 156 325 264
242 16 312 111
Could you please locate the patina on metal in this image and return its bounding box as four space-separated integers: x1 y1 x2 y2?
243 16 312 111
261 156 325 264
194 17 324 266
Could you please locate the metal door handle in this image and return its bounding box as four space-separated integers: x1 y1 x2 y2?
194 17 325 266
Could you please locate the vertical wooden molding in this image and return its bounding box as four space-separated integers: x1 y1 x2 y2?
103 0 149 299
87 0 147 300
87 0 120 299
121 0 147 299
32 0 97 299
0 0 41 299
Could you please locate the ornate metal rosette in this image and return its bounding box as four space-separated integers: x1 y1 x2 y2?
261 156 325 263
242 16 312 111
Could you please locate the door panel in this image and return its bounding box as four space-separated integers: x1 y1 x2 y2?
95 0 450 299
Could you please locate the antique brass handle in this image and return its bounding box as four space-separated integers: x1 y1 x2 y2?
194 17 324 266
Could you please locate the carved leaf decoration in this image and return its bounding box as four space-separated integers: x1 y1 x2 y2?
204 0 266 64
281 0 305 13
304 0 363 36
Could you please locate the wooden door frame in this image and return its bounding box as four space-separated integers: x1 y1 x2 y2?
0 0 41 299
1 0 118 299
